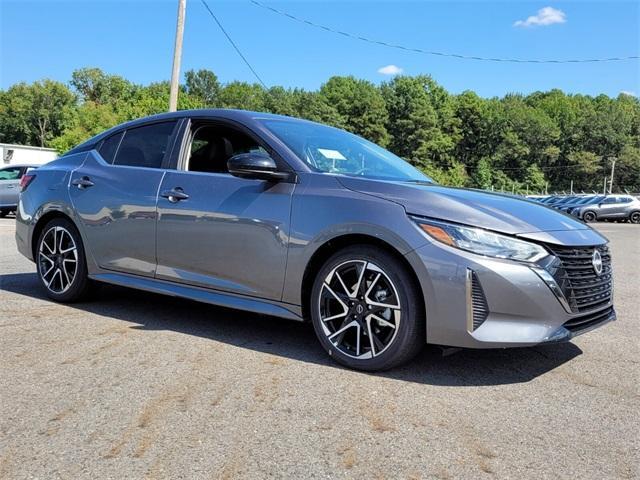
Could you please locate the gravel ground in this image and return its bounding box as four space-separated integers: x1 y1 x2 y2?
0 216 638 479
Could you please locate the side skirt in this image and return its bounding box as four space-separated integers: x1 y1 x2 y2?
90 272 304 321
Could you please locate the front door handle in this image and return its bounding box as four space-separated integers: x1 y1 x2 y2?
72 176 95 189
161 187 189 203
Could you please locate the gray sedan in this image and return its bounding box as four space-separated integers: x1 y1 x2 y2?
0 164 38 216
15 110 615 370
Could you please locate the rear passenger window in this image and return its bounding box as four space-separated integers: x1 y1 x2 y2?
98 132 123 164
113 121 177 169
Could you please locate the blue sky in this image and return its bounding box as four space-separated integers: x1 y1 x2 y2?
1 0 638 97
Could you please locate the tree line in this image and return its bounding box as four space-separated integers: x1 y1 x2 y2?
1 67 638 193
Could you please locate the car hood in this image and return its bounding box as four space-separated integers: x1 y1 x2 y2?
337 177 607 245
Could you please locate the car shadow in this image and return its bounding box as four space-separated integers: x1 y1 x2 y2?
0 272 583 387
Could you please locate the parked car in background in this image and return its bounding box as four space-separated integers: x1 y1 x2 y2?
0 164 38 217
14 110 616 371
572 195 640 223
558 195 605 213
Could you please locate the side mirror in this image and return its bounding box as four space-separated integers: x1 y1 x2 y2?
227 152 291 182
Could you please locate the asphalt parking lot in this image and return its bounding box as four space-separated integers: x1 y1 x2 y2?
0 217 638 479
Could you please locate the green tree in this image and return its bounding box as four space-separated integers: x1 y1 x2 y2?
184 69 220 106
50 102 120 153
615 145 640 191
218 82 266 111
320 76 389 145
71 67 135 105
381 75 440 166
0 80 76 147
473 157 493 190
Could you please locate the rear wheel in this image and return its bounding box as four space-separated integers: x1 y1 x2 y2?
630 211 640 224
36 218 92 302
310 245 424 371
0 209 9 218
583 211 597 223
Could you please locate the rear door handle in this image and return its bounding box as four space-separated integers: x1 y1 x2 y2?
161 187 189 203
72 176 95 189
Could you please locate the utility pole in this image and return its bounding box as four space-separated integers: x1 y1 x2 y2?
570 180 573 195
608 158 616 194
603 176 607 195
169 0 187 112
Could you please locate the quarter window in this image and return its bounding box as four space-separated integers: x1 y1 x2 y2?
113 121 177 169
98 132 124 164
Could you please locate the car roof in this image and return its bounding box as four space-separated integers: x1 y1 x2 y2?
65 109 314 156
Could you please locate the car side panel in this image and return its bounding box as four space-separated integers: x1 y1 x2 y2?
281 173 429 306
68 151 165 277
155 171 294 300
0 167 22 208
15 154 88 261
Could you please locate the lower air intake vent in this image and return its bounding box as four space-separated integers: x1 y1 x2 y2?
468 270 489 331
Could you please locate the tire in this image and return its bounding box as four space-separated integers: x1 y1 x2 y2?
583 211 597 223
630 211 640 224
309 245 424 371
35 217 92 302
0 209 8 218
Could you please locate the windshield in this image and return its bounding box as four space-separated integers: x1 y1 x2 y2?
261 119 434 183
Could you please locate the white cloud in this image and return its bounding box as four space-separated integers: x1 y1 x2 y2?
514 7 566 28
620 91 637 97
377 64 403 75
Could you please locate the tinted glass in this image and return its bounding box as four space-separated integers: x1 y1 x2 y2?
188 125 268 174
262 119 433 182
98 132 124 164
619 197 632 203
0 167 22 180
114 122 176 169
602 197 617 204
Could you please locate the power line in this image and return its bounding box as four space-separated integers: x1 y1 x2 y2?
199 0 267 88
494 163 605 172
250 0 639 64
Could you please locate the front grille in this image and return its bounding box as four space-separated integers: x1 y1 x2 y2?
546 244 612 313
470 272 489 330
563 306 615 333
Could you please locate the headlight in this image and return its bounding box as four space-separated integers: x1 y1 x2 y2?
412 217 549 263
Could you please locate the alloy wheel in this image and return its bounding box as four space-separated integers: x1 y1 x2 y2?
38 226 78 294
318 260 401 359
630 212 640 224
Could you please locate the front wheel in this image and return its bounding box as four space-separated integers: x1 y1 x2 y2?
36 218 92 302
583 211 597 223
310 246 424 371
630 211 640 224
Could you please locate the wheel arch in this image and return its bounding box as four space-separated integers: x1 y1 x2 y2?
300 233 425 323
31 210 77 260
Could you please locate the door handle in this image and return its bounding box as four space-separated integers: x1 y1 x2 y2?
161 188 189 203
72 176 95 189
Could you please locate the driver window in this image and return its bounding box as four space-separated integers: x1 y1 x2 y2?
187 124 267 174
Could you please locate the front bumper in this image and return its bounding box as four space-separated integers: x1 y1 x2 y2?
405 238 614 349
